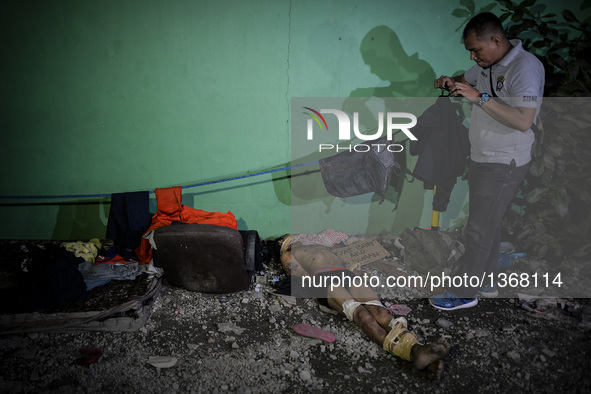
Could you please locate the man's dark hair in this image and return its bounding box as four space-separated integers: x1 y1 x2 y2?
463 12 506 41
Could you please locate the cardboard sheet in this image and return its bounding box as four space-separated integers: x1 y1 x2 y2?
332 239 390 271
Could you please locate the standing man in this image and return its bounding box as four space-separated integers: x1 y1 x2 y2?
430 12 544 310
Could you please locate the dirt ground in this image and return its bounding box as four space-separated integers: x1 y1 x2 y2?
1 239 590 393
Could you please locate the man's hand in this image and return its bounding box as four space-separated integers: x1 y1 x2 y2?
434 75 454 90
435 75 479 102
447 82 480 102
434 74 535 131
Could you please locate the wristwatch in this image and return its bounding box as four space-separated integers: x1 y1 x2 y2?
477 93 490 107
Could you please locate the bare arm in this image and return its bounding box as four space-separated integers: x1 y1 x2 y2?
475 99 536 131
449 81 536 131
434 74 536 131
280 252 309 278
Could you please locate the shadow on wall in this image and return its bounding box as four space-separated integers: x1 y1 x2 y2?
51 200 110 240
353 26 436 233
277 25 440 234
353 25 436 98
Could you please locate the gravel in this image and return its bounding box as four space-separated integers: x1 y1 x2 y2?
1 256 591 393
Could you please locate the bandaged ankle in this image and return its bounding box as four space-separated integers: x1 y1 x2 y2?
383 317 418 361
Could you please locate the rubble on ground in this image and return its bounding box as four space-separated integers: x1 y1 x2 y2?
1 242 590 393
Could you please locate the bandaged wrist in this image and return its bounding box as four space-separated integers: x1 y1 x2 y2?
280 235 293 255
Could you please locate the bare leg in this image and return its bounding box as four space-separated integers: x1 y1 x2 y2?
326 289 388 345
283 241 449 378
347 285 395 331
328 288 449 379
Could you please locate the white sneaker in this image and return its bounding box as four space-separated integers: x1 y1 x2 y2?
477 286 499 298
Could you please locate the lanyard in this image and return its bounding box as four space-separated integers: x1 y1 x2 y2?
489 68 498 98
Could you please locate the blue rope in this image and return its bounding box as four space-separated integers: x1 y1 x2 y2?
0 161 319 200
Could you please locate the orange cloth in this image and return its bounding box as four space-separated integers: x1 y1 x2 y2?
136 186 237 263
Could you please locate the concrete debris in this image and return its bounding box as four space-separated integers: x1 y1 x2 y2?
217 322 245 335
1 238 589 393
147 356 178 368
435 318 453 328
506 351 521 361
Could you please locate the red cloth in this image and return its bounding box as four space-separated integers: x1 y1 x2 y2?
136 186 237 264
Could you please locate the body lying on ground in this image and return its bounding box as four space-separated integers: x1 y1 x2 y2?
276 234 450 379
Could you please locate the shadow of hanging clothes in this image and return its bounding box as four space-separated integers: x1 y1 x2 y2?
410 97 470 212
106 191 152 261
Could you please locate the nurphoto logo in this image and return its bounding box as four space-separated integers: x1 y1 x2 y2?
302 107 418 153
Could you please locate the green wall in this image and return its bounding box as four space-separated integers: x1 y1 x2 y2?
1 0 291 239
0 0 567 241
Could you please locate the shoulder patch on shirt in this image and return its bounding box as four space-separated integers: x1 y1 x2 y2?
495 76 506 93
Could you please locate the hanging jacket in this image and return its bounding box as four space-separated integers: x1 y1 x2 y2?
410 97 470 211
136 186 237 264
